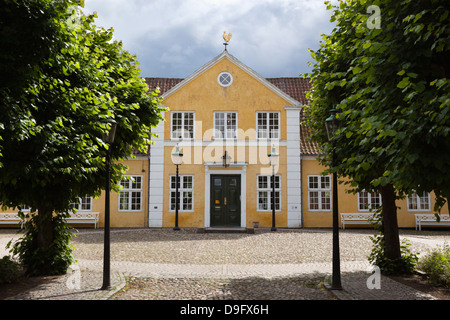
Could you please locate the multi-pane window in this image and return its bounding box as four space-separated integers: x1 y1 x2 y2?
358 191 381 211
214 112 237 139
407 191 431 211
71 196 93 211
257 112 280 139
119 175 142 211
171 112 194 139
170 175 194 211
257 175 281 211
308 175 331 211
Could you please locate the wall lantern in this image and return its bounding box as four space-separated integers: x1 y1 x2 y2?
222 151 231 168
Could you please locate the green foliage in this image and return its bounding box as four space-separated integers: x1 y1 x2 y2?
0 0 164 275
0 0 164 212
8 213 76 276
303 0 450 207
418 243 450 287
0 256 23 284
367 214 418 275
303 0 449 270
368 234 418 275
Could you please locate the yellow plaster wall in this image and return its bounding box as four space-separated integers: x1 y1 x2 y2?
162 145 289 228
0 158 150 228
95 158 149 228
163 57 290 141
301 157 449 228
160 56 293 228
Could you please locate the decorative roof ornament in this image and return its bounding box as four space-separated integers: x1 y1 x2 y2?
223 31 232 51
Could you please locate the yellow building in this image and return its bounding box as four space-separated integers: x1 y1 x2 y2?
145 50 306 229
1 49 447 229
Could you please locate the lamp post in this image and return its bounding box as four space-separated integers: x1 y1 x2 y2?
172 144 183 231
101 119 117 291
268 145 279 232
325 109 342 290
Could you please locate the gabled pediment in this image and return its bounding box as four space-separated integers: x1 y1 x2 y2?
160 50 302 107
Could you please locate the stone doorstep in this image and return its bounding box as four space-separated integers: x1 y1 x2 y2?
197 227 255 234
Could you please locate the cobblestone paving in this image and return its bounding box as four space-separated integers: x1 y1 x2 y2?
1 228 449 300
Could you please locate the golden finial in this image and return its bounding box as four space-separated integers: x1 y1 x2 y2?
223 31 232 50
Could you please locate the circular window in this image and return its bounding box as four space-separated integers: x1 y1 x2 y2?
217 72 233 87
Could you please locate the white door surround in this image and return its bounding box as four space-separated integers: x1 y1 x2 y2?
204 163 247 228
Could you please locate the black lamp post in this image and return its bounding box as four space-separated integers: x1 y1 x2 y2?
101 118 117 291
172 144 183 231
268 145 279 232
325 109 342 290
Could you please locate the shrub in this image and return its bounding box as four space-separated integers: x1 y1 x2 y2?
418 243 450 287
0 256 23 285
368 234 419 275
367 213 419 275
8 213 75 276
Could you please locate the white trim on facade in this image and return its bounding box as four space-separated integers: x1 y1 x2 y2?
148 111 165 227
161 51 302 107
204 164 247 228
285 107 302 227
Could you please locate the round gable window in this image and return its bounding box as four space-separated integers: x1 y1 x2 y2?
217 72 233 87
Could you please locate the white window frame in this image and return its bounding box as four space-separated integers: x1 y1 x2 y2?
213 111 237 139
257 175 281 212
118 175 143 212
171 111 195 140
170 175 194 212
256 111 280 139
407 191 431 212
71 196 93 212
358 190 381 212
308 175 331 211
217 72 233 87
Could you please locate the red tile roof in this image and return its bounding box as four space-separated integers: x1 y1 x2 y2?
145 78 184 95
300 108 319 155
144 76 318 155
145 77 312 103
266 77 312 105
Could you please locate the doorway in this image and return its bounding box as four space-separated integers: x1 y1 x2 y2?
210 175 241 227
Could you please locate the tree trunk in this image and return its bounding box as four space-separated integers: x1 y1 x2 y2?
33 206 54 275
36 206 54 253
380 184 401 261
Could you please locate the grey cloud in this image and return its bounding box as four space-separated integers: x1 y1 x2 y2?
83 0 335 78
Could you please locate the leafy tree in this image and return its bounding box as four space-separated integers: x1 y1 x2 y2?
0 0 163 275
303 0 449 273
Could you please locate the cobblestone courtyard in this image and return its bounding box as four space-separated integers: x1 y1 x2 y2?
1 227 449 301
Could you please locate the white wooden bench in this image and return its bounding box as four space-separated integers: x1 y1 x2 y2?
0 212 27 229
415 214 450 231
340 213 380 229
65 212 99 228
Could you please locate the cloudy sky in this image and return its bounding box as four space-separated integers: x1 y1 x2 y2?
82 0 336 78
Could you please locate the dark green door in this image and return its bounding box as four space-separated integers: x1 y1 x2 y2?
210 175 241 227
